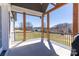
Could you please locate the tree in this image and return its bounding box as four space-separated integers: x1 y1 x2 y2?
19 22 33 31
26 22 33 31
19 22 23 30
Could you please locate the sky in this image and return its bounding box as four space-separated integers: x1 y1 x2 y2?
15 3 73 28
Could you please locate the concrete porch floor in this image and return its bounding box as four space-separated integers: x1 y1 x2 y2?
5 38 71 56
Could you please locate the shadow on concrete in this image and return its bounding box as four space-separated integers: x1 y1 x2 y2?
47 40 58 56
6 39 58 56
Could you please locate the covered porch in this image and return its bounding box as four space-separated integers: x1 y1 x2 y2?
0 3 79 56
8 3 79 56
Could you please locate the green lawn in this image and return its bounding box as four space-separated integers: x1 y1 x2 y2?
15 32 41 41
15 31 73 47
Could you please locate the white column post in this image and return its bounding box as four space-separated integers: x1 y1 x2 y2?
1 4 9 50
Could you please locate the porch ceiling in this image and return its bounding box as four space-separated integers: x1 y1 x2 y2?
11 3 66 16
11 3 49 13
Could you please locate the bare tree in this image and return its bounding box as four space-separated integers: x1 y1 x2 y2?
19 22 33 31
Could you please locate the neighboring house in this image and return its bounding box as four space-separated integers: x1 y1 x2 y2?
33 27 47 32
33 23 72 34
50 23 72 34
33 27 41 32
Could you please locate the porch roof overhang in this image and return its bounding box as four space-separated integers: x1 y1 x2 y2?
11 3 66 17
11 3 48 17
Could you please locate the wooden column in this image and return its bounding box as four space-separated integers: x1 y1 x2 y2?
41 14 44 39
73 3 78 36
47 13 50 40
23 13 26 41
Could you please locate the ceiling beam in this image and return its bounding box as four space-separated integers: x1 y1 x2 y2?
44 3 67 15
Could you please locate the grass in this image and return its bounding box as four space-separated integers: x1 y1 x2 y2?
44 33 73 46
15 31 73 47
15 31 41 41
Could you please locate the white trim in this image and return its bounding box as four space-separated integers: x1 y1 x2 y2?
11 5 42 16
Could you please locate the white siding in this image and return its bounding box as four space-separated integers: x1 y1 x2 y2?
1 4 10 50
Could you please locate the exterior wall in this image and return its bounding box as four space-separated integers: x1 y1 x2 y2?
0 4 10 54
2 4 9 50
